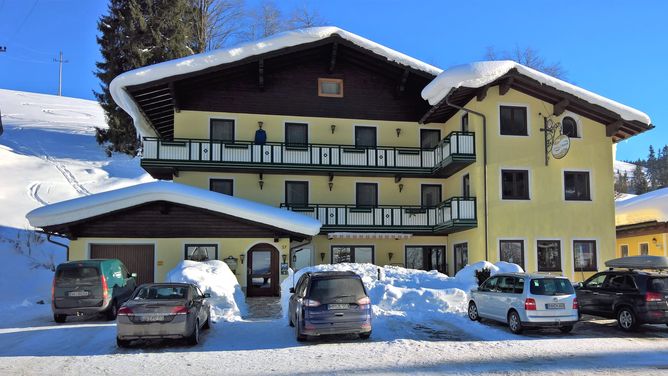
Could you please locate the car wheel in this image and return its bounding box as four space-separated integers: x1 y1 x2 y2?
295 316 307 342
105 300 118 321
617 307 638 331
359 332 371 340
53 314 67 323
559 325 574 334
468 301 480 322
187 319 200 345
202 313 211 330
507 310 523 334
116 338 131 348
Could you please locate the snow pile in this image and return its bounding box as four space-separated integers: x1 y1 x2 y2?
616 187 668 226
166 260 247 322
421 61 651 125
281 261 523 323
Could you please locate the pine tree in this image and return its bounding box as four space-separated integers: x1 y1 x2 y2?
615 171 630 193
647 145 660 188
632 165 650 194
94 0 194 156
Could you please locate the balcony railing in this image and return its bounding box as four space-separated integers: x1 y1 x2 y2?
141 131 475 177
280 197 477 234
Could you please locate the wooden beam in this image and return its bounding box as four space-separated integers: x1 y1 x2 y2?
606 120 623 137
168 82 180 113
258 59 264 91
499 77 514 96
476 85 489 101
328 42 338 73
395 69 410 98
553 98 569 116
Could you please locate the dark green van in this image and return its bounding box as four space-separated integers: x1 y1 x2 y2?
52 259 137 323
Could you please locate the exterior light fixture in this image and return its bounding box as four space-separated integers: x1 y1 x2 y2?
388 252 394 261
258 121 263 128
259 173 264 190
331 124 336 134
320 252 326 262
282 254 287 263
398 183 404 193
396 128 401 137
239 254 245 264
328 182 334 191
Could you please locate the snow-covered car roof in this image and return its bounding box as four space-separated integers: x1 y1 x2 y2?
616 187 668 227
110 26 442 138
26 181 322 236
421 60 652 125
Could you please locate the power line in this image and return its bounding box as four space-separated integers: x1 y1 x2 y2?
53 51 68 96
10 0 40 41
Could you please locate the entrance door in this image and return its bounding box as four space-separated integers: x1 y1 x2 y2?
247 244 279 297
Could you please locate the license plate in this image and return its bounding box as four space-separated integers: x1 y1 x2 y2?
546 303 565 310
68 290 89 297
328 304 349 310
139 315 164 322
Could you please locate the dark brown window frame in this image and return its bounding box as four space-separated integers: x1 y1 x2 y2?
573 240 597 272
499 239 525 270
354 126 377 148
499 105 528 136
404 245 447 273
564 171 591 201
184 244 218 261
421 184 442 208
285 122 308 147
209 178 234 196
318 78 344 98
420 129 441 149
537 240 562 272
331 245 375 264
501 169 530 200
355 182 378 208
454 242 468 274
463 174 470 198
209 118 235 142
285 181 309 207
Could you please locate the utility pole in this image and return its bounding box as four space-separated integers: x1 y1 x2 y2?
53 51 68 96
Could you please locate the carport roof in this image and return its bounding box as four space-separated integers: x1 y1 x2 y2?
26 181 321 237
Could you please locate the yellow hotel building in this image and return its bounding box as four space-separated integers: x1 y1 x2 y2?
27 27 653 295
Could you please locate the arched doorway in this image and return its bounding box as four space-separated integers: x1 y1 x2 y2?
246 243 280 297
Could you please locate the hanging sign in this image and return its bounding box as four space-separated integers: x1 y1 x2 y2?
551 135 570 159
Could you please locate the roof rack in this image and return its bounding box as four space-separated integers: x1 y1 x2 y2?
604 256 668 272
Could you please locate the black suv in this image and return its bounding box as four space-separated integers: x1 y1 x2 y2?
576 270 668 331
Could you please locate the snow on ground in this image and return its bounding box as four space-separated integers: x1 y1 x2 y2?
614 159 644 179
166 260 247 322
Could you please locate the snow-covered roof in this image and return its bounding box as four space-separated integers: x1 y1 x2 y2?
110 26 442 138
616 187 668 227
26 181 321 236
421 61 652 125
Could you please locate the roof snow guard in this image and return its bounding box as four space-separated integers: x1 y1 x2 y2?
421 61 653 141
616 187 668 227
26 181 321 236
110 26 442 139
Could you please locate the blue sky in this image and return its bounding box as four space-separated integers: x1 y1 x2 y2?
0 0 666 161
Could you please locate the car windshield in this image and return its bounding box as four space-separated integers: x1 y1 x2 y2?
134 286 188 300
648 277 668 292
309 277 366 302
55 266 99 285
529 278 574 296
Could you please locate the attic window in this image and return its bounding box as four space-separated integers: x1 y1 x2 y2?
318 78 343 97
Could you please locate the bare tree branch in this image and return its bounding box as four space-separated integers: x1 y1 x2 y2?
484 45 566 79
190 0 246 53
287 5 326 29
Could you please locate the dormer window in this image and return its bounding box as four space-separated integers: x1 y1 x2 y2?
562 116 579 138
318 78 343 97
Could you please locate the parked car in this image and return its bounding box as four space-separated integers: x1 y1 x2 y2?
575 256 668 331
116 283 211 347
52 259 137 323
468 273 579 334
288 271 372 341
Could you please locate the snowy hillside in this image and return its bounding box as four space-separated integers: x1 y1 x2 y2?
614 159 643 179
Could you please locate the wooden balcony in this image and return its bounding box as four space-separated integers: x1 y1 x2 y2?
280 197 477 234
140 131 475 179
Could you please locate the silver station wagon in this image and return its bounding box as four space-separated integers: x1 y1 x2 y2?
468 273 579 334
116 283 211 347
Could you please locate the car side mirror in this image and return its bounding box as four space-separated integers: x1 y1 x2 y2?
574 282 583 289
130 273 137 279
289 287 295 294
203 293 211 298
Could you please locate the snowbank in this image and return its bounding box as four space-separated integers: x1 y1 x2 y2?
166 260 247 322
281 261 523 323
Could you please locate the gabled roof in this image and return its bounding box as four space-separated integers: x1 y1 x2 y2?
420 61 653 141
616 187 668 227
26 181 321 236
110 26 442 138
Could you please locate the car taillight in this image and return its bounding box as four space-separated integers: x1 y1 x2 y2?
101 275 108 300
357 297 371 307
51 278 56 302
117 306 133 316
646 292 663 302
572 298 579 310
171 306 189 315
525 298 537 311
303 299 321 307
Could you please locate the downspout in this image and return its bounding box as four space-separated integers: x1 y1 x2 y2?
38 231 70 262
443 93 489 261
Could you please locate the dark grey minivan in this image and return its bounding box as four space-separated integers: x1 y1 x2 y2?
288 271 372 341
52 259 137 322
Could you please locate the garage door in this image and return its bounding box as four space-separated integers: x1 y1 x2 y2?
90 244 155 285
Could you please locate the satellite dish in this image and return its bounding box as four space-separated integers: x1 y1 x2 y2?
551 134 570 159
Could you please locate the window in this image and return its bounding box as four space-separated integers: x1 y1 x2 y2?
537 240 561 272
640 243 649 256
210 119 234 142
285 122 308 147
529 278 574 295
421 185 442 208
463 174 470 198
585 273 608 288
185 244 218 261
331 246 374 264
564 171 590 201
498 276 517 293
501 169 529 200
480 276 498 292
461 113 469 132
405 246 446 273
420 129 441 149
620 244 629 257
562 116 579 138
355 126 377 148
210 179 233 196
454 243 468 274
514 278 525 294
356 183 378 208
574 240 597 272
499 240 524 270
285 181 308 207
608 275 636 291
500 106 528 136
318 78 343 97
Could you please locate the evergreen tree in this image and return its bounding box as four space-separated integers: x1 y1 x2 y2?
615 171 630 193
94 0 194 156
647 145 660 188
632 165 650 194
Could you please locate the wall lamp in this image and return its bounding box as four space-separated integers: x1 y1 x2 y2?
329 182 334 191
396 128 402 137
239 254 245 264
398 183 404 193
320 252 326 262
388 252 394 262
258 173 264 190
653 237 663 248
282 254 287 263
331 124 336 134
328 173 334 191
